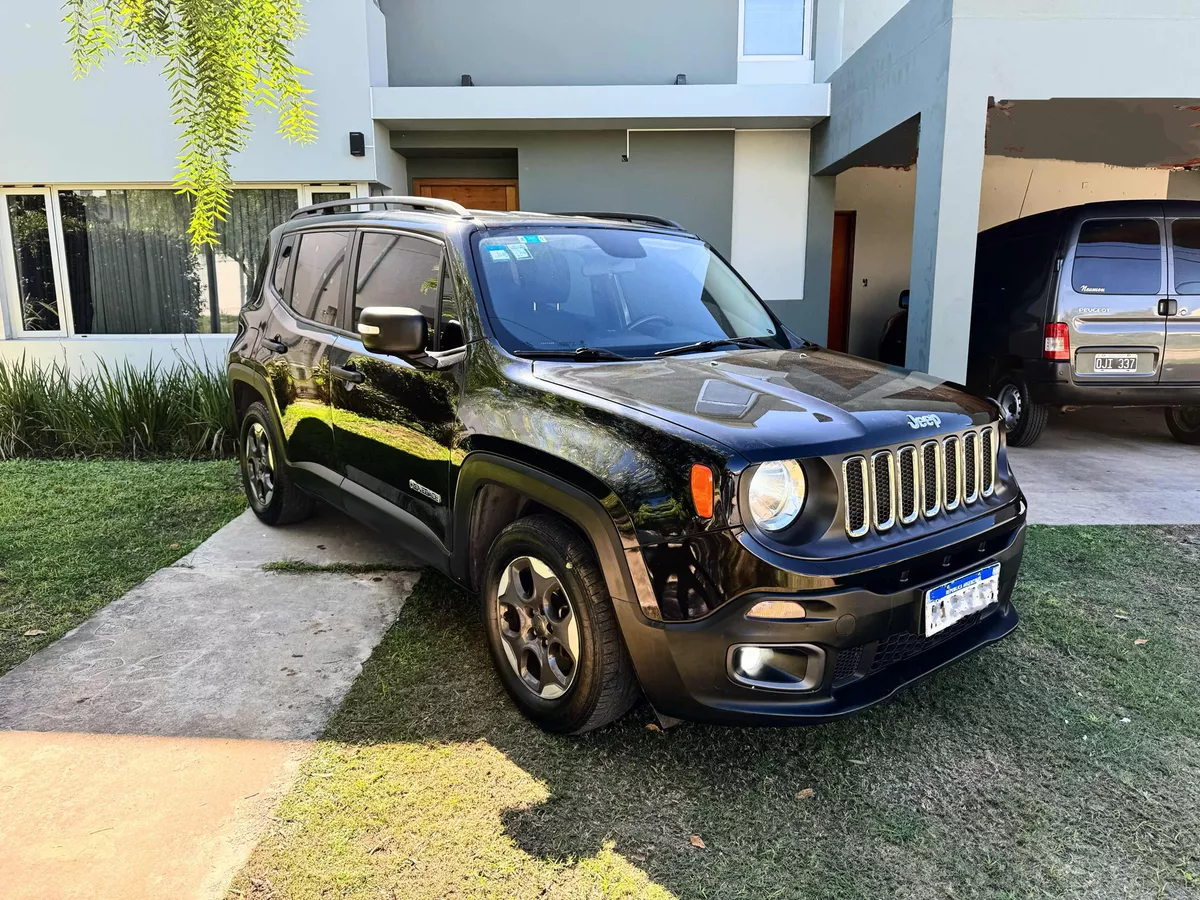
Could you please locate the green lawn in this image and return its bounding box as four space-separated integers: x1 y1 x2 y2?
0 459 245 676
230 526 1200 900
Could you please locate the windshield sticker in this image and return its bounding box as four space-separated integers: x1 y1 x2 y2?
510 244 533 260
519 235 546 243
488 248 512 262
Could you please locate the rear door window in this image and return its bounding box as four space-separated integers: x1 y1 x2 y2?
289 230 351 327
1171 219 1200 294
1071 219 1163 295
352 231 444 338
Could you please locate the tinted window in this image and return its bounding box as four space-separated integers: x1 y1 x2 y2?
290 230 350 327
1172 219 1200 295
1072 219 1162 295
272 236 295 296
353 232 443 329
994 232 1058 309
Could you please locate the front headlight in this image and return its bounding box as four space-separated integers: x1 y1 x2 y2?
747 460 806 532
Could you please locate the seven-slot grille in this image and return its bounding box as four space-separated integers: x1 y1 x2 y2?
842 424 999 539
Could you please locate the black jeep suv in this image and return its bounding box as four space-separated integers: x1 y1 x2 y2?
228 196 1027 733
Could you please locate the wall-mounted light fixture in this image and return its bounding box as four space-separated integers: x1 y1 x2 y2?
349 132 366 157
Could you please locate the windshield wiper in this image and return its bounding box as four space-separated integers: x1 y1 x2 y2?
654 335 773 358
514 347 630 361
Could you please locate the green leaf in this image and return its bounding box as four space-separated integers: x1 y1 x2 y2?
63 0 316 248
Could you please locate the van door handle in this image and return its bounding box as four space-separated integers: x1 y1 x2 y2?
330 363 365 384
263 337 288 354
1158 299 1179 316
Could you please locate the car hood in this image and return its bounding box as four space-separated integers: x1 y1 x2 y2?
532 347 995 461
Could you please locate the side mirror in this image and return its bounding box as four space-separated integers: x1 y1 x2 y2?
356 306 427 358
899 290 910 310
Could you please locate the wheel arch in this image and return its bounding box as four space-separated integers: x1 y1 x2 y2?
452 452 656 625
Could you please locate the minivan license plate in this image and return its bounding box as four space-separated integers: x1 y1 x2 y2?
924 564 1000 637
1094 354 1137 373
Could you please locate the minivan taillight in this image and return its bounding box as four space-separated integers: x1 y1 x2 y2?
1044 323 1070 361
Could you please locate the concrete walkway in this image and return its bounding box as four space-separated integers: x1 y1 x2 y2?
1008 407 1200 526
0 506 419 900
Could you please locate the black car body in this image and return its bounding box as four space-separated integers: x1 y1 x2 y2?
878 200 1200 445
228 197 1027 732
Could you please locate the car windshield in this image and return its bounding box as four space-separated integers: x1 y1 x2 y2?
472 227 788 357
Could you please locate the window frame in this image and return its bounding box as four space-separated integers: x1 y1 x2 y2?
1069 216 1166 298
0 181 369 342
281 225 357 337
738 0 813 62
345 227 451 352
0 186 72 338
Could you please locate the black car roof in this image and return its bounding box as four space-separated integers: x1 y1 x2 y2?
275 200 697 242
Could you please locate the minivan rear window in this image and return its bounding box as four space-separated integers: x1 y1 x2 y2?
1071 219 1162 295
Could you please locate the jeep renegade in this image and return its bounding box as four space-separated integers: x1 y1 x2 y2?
228 196 1028 733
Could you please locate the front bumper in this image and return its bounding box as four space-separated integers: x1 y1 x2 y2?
615 510 1026 726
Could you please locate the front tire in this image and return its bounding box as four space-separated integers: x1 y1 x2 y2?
482 515 640 734
995 374 1048 447
1165 406 1200 445
239 401 314 526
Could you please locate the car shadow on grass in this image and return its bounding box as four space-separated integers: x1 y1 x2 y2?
239 527 1200 900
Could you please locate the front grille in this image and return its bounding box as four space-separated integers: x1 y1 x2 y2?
963 432 979 504
896 446 919 524
868 612 984 674
832 647 862 683
841 424 1000 538
842 457 870 538
871 451 896 531
981 426 996 497
921 441 940 516
943 436 961 511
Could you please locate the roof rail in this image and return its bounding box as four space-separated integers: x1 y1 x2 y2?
558 212 686 231
289 195 474 221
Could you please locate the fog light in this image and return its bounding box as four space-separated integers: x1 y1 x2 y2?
735 646 767 675
746 600 807 620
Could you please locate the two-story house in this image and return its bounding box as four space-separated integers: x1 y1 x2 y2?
2 0 1199 383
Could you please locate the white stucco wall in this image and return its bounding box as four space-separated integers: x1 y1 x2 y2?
731 130 812 325
835 157 1172 358
0 0 385 184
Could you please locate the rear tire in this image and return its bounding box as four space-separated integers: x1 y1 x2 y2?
239 401 314 526
482 515 640 734
1165 406 1200 445
995 375 1048 447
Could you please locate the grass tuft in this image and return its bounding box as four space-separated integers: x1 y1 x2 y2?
261 559 419 575
0 356 236 460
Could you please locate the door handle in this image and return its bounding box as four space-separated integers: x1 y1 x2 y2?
330 363 365 384
1158 298 1179 317
262 337 288 354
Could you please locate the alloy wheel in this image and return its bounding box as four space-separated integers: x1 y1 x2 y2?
495 556 581 700
245 421 276 508
997 383 1023 430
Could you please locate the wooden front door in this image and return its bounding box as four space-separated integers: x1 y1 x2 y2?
828 211 857 352
412 178 519 211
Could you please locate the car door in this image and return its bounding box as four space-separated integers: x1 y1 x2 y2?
1061 209 1168 384
328 228 463 553
1164 213 1200 383
257 227 353 492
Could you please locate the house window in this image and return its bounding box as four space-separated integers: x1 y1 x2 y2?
51 187 298 335
4 194 61 332
742 0 807 57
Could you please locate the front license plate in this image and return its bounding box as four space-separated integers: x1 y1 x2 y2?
1094 354 1138 373
924 564 1000 637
